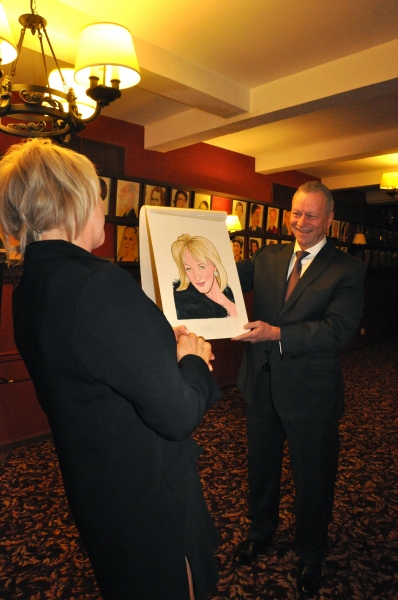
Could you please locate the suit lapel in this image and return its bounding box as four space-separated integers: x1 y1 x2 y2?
278 239 336 317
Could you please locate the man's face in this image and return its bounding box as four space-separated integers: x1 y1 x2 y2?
252 208 261 227
290 191 333 250
176 194 187 208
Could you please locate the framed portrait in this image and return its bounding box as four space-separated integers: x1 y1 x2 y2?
339 221 349 242
144 184 167 207
331 220 340 239
171 189 191 208
231 200 248 231
231 235 245 262
116 179 140 218
99 176 111 216
281 209 293 236
116 224 139 263
248 237 262 257
248 203 264 235
193 193 211 210
265 206 279 235
266 239 278 245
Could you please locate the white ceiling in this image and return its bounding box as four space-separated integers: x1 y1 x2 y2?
2 0 398 202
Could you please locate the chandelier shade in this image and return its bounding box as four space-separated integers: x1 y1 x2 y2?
0 2 17 66
74 23 141 91
48 68 97 120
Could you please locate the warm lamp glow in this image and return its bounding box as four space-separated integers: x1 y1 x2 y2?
226 215 242 232
74 23 141 90
48 68 96 119
0 2 17 65
380 172 398 190
352 233 367 245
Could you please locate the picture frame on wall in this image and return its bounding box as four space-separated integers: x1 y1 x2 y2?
232 200 248 231
144 184 167 206
265 206 279 235
170 189 191 208
231 235 245 262
193 193 211 210
331 220 340 239
281 209 293 236
116 224 139 263
115 179 140 218
248 237 262 257
248 203 264 235
99 176 111 216
339 221 349 242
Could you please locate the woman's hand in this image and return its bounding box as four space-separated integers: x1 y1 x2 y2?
173 325 191 342
177 333 215 371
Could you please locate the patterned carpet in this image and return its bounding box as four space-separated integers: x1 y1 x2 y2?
1 341 398 600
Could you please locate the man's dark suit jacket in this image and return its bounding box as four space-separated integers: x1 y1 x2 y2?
13 240 220 600
237 239 366 420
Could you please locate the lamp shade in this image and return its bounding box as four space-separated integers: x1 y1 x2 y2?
49 68 96 119
380 172 398 190
352 233 367 245
0 2 17 65
74 23 141 90
226 215 242 232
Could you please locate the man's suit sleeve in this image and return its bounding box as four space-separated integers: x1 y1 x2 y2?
280 258 366 357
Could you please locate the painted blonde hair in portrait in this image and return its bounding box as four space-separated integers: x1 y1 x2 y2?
171 233 229 292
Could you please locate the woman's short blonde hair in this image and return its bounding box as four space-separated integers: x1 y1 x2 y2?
171 233 228 292
0 138 99 257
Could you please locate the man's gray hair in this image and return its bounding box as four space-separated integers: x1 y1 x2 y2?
293 181 334 213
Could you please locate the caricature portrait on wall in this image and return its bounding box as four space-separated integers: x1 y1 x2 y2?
231 236 244 262
249 237 262 257
266 206 279 234
232 200 247 230
99 176 111 216
144 185 167 206
248 203 264 235
117 225 139 262
282 209 293 236
140 206 248 339
193 193 211 210
171 189 190 208
116 180 140 218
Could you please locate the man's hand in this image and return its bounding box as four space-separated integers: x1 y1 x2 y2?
232 321 281 343
173 325 191 342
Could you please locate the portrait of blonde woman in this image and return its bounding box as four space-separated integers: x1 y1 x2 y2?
117 225 139 262
172 233 238 319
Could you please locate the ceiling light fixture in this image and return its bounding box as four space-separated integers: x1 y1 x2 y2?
380 172 398 201
0 0 141 142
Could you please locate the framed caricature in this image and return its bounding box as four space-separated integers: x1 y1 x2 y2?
99 176 111 216
171 189 190 208
144 184 167 206
331 220 340 239
265 206 279 235
116 224 139 263
281 209 293 236
248 203 264 235
193 193 211 210
248 237 262 257
115 180 140 218
231 235 244 262
231 200 247 231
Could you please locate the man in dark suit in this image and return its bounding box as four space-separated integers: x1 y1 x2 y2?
232 181 366 597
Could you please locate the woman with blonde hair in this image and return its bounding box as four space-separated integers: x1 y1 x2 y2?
171 233 237 319
0 138 220 600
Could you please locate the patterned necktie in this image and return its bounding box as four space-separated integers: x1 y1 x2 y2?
284 250 309 303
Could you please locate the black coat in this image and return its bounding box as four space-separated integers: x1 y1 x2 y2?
13 240 220 600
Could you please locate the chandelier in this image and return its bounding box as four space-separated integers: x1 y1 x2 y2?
0 1 141 142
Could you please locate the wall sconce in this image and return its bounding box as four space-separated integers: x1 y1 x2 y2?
380 172 398 201
226 215 242 233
